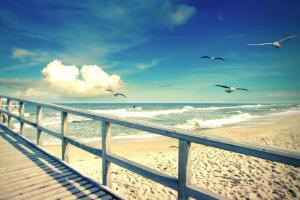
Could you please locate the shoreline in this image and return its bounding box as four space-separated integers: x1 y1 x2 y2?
43 114 300 199
41 109 300 147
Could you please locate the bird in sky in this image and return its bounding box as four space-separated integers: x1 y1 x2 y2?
106 89 127 98
215 85 249 93
200 56 225 61
248 35 296 48
114 93 127 98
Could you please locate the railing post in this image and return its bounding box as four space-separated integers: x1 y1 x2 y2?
19 101 25 135
102 121 112 187
0 97 3 124
178 140 191 200
7 98 13 128
36 106 43 145
61 111 69 162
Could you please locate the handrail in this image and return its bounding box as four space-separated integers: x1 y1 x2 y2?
0 95 299 200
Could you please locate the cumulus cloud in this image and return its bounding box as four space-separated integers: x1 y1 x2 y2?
13 60 124 98
12 48 34 58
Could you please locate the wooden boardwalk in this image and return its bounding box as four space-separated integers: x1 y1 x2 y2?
0 128 122 200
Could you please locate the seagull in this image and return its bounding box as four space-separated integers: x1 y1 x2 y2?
200 56 225 61
248 35 296 48
215 85 249 93
106 89 127 98
114 93 127 98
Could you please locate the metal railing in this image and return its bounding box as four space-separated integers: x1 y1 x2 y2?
0 95 299 200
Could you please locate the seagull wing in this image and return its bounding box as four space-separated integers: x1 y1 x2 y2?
278 35 296 43
248 43 272 46
236 88 249 91
115 93 127 98
107 89 114 93
216 84 230 89
214 57 225 61
200 56 211 59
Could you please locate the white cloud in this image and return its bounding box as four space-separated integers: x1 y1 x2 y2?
12 48 34 58
16 60 124 98
169 4 196 25
136 59 159 70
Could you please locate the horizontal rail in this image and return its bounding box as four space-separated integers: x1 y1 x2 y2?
106 154 178 190
64 137 102 157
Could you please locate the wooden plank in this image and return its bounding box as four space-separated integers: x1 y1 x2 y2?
2 175 82 199
36 105 43 146
62 111 69 162
27 181 93 200
88 190 106 199
1 162 65 180
178 140 191 200
106 153 178 190
62 187 101 200
19 101 25 135
0 161 64 178
0 172 79 196
102 121 111 187
0 155 56 168
99 194 113 200
64 136 102 157
0 164 69 185
11 176 88 200
0 158 59 173
0 169 74 195
42 183 97 200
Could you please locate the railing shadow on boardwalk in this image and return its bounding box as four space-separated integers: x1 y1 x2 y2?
0 128 117 199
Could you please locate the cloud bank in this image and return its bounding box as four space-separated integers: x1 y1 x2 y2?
13 60 124 98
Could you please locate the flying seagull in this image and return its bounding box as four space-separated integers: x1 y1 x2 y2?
248 35 296 48
200 56 225 61
106 89 127 98
216 85 249 93
114 93 127 98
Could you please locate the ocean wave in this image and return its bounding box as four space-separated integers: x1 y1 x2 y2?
85 104 272 119
175 113 255 130
90 107 192 118
43 115 93 126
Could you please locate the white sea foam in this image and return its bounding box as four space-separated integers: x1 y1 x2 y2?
43 115 93 126
175 113 255 130
90 107 191 118
88 104 271 119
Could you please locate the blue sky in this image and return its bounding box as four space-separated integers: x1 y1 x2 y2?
0 0 299 103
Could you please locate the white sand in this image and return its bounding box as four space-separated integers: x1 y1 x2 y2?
45 115 300 200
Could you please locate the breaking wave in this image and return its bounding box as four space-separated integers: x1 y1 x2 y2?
175 113 255 130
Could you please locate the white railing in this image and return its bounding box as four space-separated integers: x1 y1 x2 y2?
0 95 299 200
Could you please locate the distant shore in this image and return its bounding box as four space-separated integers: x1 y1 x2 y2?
44 114 300 199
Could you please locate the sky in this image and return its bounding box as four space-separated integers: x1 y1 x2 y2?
0 0 300 103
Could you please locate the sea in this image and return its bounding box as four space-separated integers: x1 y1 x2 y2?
9 103 300 145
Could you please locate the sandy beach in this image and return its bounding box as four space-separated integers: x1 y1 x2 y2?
44 115 300 200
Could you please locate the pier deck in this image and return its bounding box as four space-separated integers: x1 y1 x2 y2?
0 128 121 200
